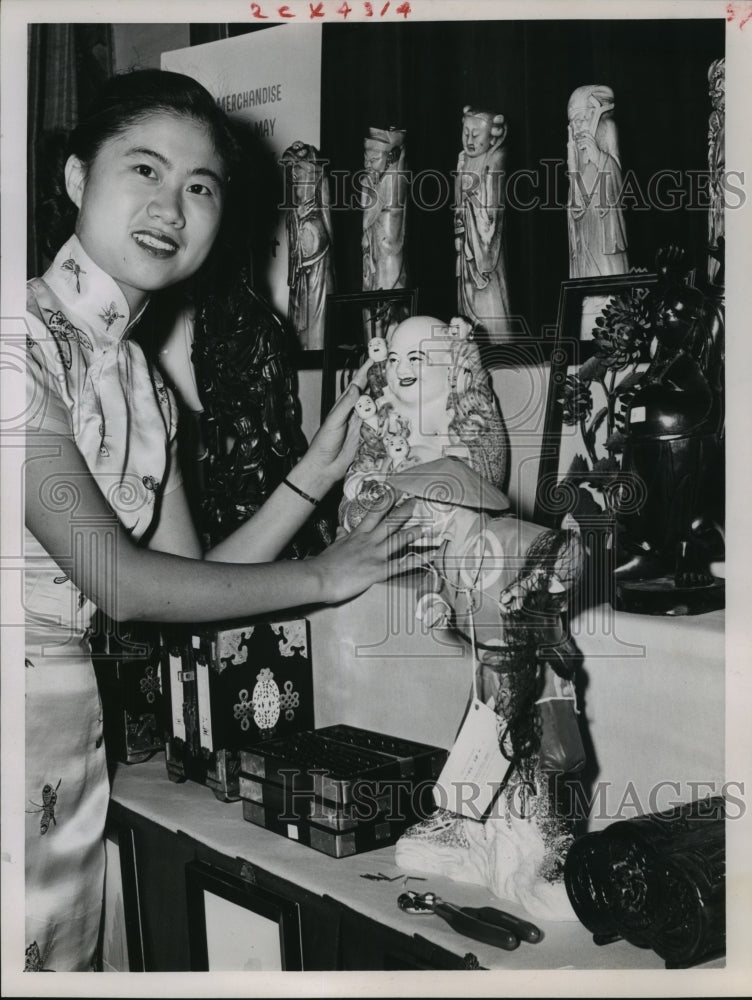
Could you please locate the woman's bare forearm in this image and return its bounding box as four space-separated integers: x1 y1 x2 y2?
111 542 324 622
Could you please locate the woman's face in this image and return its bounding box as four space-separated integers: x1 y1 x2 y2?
67 112 225 314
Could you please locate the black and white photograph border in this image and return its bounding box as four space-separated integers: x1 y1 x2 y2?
1 0 751 997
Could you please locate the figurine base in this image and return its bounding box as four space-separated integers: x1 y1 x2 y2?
613 576 725 616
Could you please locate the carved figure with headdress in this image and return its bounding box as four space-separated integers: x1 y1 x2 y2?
567 85 628 278
454 106 511 343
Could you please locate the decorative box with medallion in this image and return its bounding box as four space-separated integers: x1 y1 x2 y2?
162 618 314 801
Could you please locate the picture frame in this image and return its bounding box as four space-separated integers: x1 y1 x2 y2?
185 860 303 971
533 272 659 533
320 288 419 420
552 272 659 357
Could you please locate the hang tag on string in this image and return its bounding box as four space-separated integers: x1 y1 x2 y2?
432 595 507 819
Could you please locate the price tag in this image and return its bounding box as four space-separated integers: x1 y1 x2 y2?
630 405 646 424
432 697 505 818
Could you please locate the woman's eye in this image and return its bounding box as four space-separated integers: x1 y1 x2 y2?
187 183 214 197
134 164 157 179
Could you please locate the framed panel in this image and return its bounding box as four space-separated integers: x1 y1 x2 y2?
320 288 418 420
533 272 658 532
551 273 659 358
185 860 302 971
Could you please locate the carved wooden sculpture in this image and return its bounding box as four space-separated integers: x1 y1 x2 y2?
707 58 725 284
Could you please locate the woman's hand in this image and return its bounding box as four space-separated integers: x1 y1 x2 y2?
311 493 417 605
299 361 373 492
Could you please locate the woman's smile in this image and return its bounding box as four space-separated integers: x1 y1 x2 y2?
131 228 181 257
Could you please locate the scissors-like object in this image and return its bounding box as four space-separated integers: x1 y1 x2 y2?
397 890 542 951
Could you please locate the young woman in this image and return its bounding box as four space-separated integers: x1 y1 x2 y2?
23 69 413 972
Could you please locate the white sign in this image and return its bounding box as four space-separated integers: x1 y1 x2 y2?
162 25 322 317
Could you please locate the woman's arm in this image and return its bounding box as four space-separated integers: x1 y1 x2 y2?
148 374 366 563
25 426 414 623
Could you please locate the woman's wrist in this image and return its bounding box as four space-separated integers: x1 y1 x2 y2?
303 551 333 604
287 454 333 501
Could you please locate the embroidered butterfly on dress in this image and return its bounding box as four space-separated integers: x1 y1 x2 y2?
60 257 86 293
25 940 54 972
42 309 93 370
100 302 125 330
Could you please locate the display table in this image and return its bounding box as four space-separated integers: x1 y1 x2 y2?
106 579 725 971
306 582 725 831
108 756 723 971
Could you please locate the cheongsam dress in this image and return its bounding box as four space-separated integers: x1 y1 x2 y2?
24 235 181 971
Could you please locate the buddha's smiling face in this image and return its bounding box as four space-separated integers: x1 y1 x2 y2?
385 317 452 407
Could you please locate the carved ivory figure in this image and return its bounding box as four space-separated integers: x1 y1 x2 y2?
281 140 335 350
361 127 408 294
454 106 511 343
567 85 628 278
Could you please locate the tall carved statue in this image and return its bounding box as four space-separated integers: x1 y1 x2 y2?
361 126 408 295
281 140 335 350
567 85 628 278
707 58 725 285
454 106 511 344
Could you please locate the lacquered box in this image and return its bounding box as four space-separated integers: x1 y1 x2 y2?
162 618 314 801
238 724 447 856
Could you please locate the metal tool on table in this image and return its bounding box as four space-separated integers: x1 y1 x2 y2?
397 890 542 951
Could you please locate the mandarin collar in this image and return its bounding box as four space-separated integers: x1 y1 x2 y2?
44 235 149 346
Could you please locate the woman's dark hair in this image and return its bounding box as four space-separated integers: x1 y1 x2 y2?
38 69 243 263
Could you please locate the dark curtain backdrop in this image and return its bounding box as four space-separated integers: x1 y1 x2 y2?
316 18 725 341
27 24 114 277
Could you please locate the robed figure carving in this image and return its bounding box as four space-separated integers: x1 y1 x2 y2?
281 140 335 350
361 126 408 294
567 85 628 278
454 106 511 344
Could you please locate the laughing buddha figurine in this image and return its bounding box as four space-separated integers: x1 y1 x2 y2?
339 315 510 532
